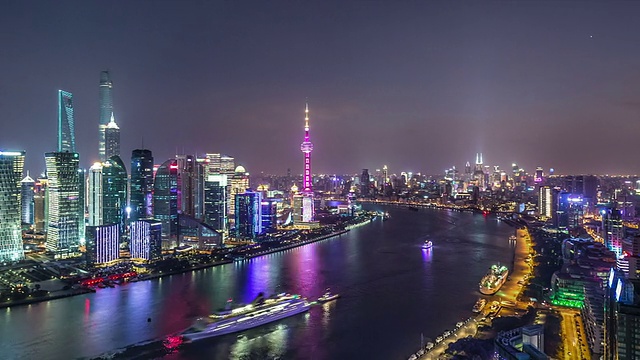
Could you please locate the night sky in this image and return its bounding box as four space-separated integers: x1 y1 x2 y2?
2 1 640 176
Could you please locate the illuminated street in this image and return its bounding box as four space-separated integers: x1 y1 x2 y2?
559 308 591 360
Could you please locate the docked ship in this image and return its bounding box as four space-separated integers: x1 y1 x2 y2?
479 264 509 295
472 298 487 313
181 292 310 341
422 240 433 249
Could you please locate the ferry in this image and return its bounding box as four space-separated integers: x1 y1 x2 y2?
317 289 340 303
422 240 433 250
181 292 310 341
479 264 509 295
472 298 487 313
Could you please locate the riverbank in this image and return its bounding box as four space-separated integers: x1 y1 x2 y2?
0 219 372 309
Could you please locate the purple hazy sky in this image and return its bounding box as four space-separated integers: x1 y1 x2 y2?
1 1 640 176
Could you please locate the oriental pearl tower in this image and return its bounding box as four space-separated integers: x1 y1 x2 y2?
299 102 314 221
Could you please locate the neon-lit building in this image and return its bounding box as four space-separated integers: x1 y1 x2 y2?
130 149 154 220
87 162 103 226
0 151 26 262
604 269 640 360
104 113 120 159
538 186 555 219
45 151 82 258
229 165 249 228
20 173 35 225
261 199 278 233
204 174 228 234
176 154 196 216
98 71 113 161
153 159 178 245
130 219 162 262
235 190 262 239
602 208 624 258
296 103 314 223
86 223 120 265
58 90 75 153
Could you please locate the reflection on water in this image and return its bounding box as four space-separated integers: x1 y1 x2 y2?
0 206 516 360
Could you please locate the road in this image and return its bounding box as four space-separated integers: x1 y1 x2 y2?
559 308 591 360
417 319 478 360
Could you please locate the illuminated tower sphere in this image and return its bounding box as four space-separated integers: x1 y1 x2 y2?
300 103 314 194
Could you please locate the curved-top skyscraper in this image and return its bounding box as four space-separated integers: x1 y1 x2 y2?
99 71 113 161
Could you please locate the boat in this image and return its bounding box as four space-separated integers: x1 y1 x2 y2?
472 298 487 313
180 292 310 341
317 289 340 303
408 206 419 212
382 212 391 221
479 264 509 295
422 240 433 250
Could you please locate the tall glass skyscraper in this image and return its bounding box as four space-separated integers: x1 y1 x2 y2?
45 151 81 258
58 90 75 153
85 224 119 265
0 151 26 262
105 113 120 159
102 156 127 229
21 172 35 225
234 190 262 240
176 154 195 216
130 219 162 262
99 71 113 161
153 159 178 242
87 162 103 226
130 149 154 220
204 174 228 234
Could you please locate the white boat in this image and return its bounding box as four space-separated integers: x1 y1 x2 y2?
317 289 340 303
422 240 433 249
479 264 509 295
472 298 487 313
181 293 310 341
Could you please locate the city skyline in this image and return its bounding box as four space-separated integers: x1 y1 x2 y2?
2 2 640 176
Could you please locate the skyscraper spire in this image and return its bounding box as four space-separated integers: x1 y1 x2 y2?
58 90 75 153
105 112 120 159
300 102 314 194
99 70 114 161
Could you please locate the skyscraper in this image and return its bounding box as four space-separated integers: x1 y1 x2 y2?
204 174 228 233
130 219 162 262
21 172 35 225
229 165 249 227
102 156 127 229
176 154 195 216
58 90 75 153
99 71 113 161
104 113 120 159
85 224 119 266
153 159 178 244
299 102 314 222
0 151 26 262
87 162 103 226
45 151 81 258
235 190 262 240
130 149 154 220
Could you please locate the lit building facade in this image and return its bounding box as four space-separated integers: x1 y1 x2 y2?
87 162 103 226
204 174 227 234
104 113 120 159
99 70 113 161
176 154 195 216
604 270 640 360
153 159 178 243
229 165 249 227
130 149 154 220
130 219 162 262
45 151 82 257
602 208 624 258
260 199 278 233
0 151 26 262
85 223 119 265
20 173 35 225
102 156 127 229
297 103 314 222
235 190 262 239
538 186 555 219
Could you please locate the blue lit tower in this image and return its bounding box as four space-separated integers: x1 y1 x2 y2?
130 149 154 220
99 71 113 161
58 90 75 152
0 151 26 262
299 102 314 221
21 172 35 225
154 159 178 245
235 190 262 240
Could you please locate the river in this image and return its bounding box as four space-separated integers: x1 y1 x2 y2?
0 205 515 360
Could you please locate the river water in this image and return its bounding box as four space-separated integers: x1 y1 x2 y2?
1 206 515 360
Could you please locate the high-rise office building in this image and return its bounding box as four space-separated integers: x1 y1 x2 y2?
99 71 113 161
538 186 555 219
45 151 81 258
604 270 640 360
360 169 370 197
229 165 249 227
260 199 278 233
87 162 103 226
130 219 162 262
603 208 624 258
193 158 207 220
235 190 262 239
176 154 195 216
34 177 46 232
58 90 75 153
130 149 154 220
104 113 120 159
0 151 26 262
102 156 127 229
21 172 35 225
85 223 119 265
299 102 314 221
154 159 178 243
204 174 227 233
